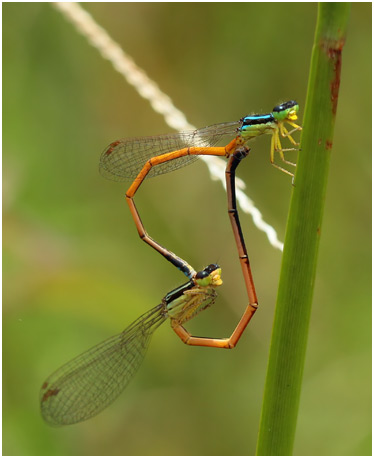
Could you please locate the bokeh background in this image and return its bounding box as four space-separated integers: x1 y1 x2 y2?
3 3 371 456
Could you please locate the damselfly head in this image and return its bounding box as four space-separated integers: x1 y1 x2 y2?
195 264 222 288
273 101 299 122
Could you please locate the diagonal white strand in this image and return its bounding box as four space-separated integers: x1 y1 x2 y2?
52 2 284 251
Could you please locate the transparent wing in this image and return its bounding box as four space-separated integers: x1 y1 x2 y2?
40 304 166 426
99 121 241 181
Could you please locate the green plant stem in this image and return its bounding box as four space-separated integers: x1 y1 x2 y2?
256 3 351 455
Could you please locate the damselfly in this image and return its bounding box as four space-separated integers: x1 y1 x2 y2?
100 101 301 183
40 264 223 425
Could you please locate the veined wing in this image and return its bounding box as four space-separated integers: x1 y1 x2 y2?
40 304 166 425
99 121 240 181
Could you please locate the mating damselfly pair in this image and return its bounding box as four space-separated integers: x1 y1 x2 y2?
40 101 301 425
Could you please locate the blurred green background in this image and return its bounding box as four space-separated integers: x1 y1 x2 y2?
3 3 371 456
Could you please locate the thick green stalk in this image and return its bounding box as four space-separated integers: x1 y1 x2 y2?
256 4 351 455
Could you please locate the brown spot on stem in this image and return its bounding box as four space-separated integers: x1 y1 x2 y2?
325 140 333 150
330 50 342 115
320 38 346 115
